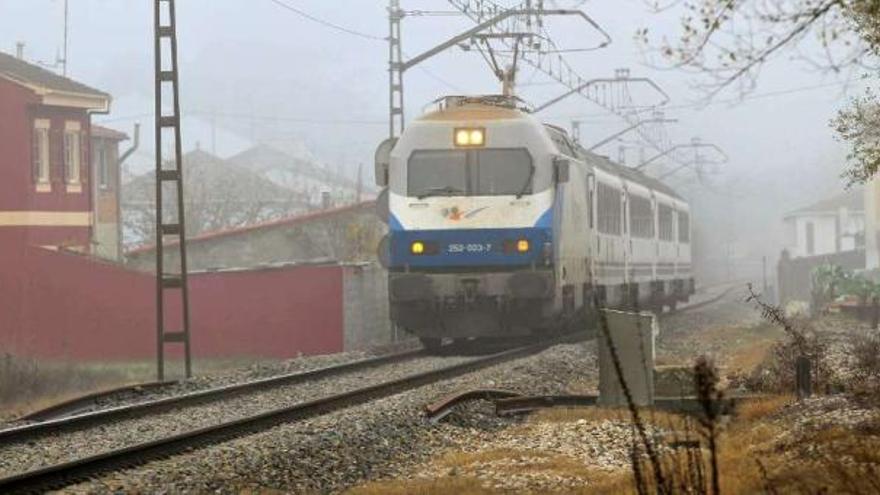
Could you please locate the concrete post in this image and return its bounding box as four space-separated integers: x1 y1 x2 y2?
865 175 880 269
598 309 656 407
796 355 812 400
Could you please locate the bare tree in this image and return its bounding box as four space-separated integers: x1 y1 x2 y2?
641 0 880 184
122 150 311 248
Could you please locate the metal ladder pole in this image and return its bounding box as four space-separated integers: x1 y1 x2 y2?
154 0 192 380
388 0 405 139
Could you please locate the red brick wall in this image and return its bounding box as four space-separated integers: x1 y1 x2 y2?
0 246 344 361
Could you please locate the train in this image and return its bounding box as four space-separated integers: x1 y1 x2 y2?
375 95 694 349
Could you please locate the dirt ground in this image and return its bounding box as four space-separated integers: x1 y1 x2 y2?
350 286 879 494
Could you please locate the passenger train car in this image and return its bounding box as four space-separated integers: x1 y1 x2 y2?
375 95 694 348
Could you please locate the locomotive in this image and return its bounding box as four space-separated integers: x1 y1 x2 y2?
375 95 694 349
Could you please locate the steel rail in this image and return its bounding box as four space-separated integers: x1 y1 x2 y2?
0 340 562 494
18 381 175 422
666 284 739 316
0 348 427 445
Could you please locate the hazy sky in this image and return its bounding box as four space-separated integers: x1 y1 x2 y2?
0 0 869 257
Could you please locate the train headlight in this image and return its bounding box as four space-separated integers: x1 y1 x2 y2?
411 241 426 255
516 239 530 253
454 127 485 147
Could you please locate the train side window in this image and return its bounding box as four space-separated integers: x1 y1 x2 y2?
678 211 690 243
629 194 654 238
597 183 621 235
658 204 674 241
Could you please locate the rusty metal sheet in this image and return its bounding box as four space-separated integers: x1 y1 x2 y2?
424 389 523 422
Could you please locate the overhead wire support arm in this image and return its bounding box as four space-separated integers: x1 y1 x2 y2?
587 117 678 151
447 0 701 168
400 9 608 73
634 140 728 171
531 74 669 114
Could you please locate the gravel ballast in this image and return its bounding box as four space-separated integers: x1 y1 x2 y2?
0 353 474 479
60 342 597 493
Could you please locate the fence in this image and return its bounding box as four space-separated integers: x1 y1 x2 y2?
777 249 866 305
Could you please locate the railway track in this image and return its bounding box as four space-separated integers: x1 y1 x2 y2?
0 338 574 493
0 348 427 445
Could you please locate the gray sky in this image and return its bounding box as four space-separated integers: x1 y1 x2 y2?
1 0 868 258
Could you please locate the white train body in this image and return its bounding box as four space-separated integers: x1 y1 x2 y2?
381 96 694 343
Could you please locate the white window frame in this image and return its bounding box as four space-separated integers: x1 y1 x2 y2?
33 119 51 192
96 144 111 190
64 121 82 193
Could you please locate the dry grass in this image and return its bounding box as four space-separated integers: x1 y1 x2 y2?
0 355 275 420
724 338 778 373
350 395 880 494
531 406 690 430
734 395 794 422
347 476 497 495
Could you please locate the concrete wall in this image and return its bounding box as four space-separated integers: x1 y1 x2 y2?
342 263 395 350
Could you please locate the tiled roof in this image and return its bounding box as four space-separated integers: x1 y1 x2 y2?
91 125 129 141
0 51 108 97
126 200 375 255
785 188 864 217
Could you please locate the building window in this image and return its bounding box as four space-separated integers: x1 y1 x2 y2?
64 121 82 191
32 119 51 188
96 145 111 190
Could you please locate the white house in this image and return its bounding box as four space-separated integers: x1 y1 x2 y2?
783 188 865 258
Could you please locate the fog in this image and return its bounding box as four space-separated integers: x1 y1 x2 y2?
0 0 865 271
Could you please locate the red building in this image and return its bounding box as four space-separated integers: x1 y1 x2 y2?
0 50 111 252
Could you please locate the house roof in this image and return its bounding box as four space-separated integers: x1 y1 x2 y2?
123 149 306 203
91 125 129 141
228 144 358 190
0 51 108 99
785 188 864 218
126 200 375 255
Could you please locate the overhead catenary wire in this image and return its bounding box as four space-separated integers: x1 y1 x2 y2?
265 0 464 93
97 111 387 126
548 78 862 121
265 0 385 41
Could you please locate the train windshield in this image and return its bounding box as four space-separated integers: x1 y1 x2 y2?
408 148 533 198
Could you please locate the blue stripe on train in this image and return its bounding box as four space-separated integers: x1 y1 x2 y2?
389 227 552 267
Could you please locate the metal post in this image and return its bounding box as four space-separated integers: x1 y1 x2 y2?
62 0 69 76
388 0 405 139
154 0 192 380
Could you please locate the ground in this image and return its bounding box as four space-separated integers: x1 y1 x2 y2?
0 357 274 421
348 287 880 494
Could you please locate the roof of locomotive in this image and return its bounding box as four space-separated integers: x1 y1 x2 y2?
418 95 530 122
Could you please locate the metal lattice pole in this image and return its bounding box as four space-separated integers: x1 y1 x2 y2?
388 0 405 139
154 0 192 380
